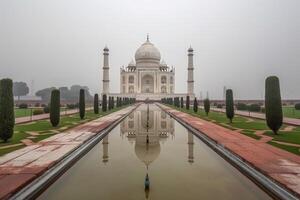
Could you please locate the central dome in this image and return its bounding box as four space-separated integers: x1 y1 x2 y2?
135 38 161 66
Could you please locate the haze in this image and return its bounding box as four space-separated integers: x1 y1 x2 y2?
0 0 299 100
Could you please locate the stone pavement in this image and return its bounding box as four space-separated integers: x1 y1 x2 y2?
200 106 300 126
15 107 93 125
0 105 137 199
160 104 300 198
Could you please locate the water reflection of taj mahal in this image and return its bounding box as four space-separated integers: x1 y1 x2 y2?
102 104 194 167
121 104 174 166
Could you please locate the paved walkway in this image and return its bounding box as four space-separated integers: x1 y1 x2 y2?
160 104 300 198
15 107 93 124
200 106 300 126
0 105 137 199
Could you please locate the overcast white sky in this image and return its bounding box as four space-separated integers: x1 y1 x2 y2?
0 0 299 99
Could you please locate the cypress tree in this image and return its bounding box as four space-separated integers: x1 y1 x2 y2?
186 96 190 110
180 97 184 108
112 97 114 109
204 98 210 116
50 89 60 127
193 97 198 113
265 76 283 134
226 89 234 123
94 93 99 114
0 79 15 142
79 89 85 119
102 94 107 112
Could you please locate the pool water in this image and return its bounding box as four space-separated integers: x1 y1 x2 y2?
38 104 271 200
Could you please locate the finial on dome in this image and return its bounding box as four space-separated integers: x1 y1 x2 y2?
147 34 149 42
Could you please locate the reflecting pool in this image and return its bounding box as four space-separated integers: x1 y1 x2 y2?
38 104 271 200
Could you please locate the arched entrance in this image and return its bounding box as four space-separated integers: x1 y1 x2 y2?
141 74 154 93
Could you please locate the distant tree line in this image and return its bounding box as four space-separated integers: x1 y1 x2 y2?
36 85 93 102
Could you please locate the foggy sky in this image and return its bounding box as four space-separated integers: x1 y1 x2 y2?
0 0 299 100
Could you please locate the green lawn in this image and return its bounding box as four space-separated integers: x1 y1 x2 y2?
15 107 71 118
1 106 127 155
168 105 300 155
283 106 300 119
14 108 31 117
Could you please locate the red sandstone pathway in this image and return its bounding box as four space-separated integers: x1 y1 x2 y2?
200 106 300 126
160 104 300 198
0 105 137 199
15 107 93 124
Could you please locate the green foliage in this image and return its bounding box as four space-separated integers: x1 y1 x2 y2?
217 104 223 109
43 106 50 113
18 103 28 109
236 103 247 111
193 98 198 113
13 82 29 100
33 109 44 115
226 89 234 123
50 89 60 127
79 89 85 119
248 104 261 112
102 94 107 112
94 94 99 114
265 76 283 134
180 97 184 108
295 103 300 110
186 96 190 110
0 79 15 142
204 98 210 115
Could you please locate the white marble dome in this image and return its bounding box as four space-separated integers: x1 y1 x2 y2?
135 38 161 65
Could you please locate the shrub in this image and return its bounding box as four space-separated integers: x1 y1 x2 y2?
226 89 234 123
261 107 266 113
0 79 15 142
236 103 247 111
94 94 99 114
33 109 44 115
180 97 184 108
204 98 210 115
34 103 40 107
217 104 223 109
193 98 198 113
265 76 283 134
102 94 107 112
248 104 261 112
50 89 60 126
66 104 77 109
79 89 85 119
295 103 300 110
18 103 28 109
186 96 190 110
43 106 50 113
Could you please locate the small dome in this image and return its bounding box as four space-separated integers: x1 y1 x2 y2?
103 46 109 51
160 60 167 67
128 59 136 67
188 46 193 52
135 38 161 65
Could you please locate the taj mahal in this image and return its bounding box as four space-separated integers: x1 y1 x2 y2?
101 36 195 100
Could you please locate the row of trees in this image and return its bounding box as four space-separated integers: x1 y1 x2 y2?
100 95 136 112
161 76 283 135
36 85 93 102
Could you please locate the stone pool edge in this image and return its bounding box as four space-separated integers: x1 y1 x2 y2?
157 103 299 200
7 104 140 200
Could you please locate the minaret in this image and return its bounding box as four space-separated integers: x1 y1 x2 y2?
188 131 194 163
102 135 109 163
102 46 110 95
187 46 195 97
